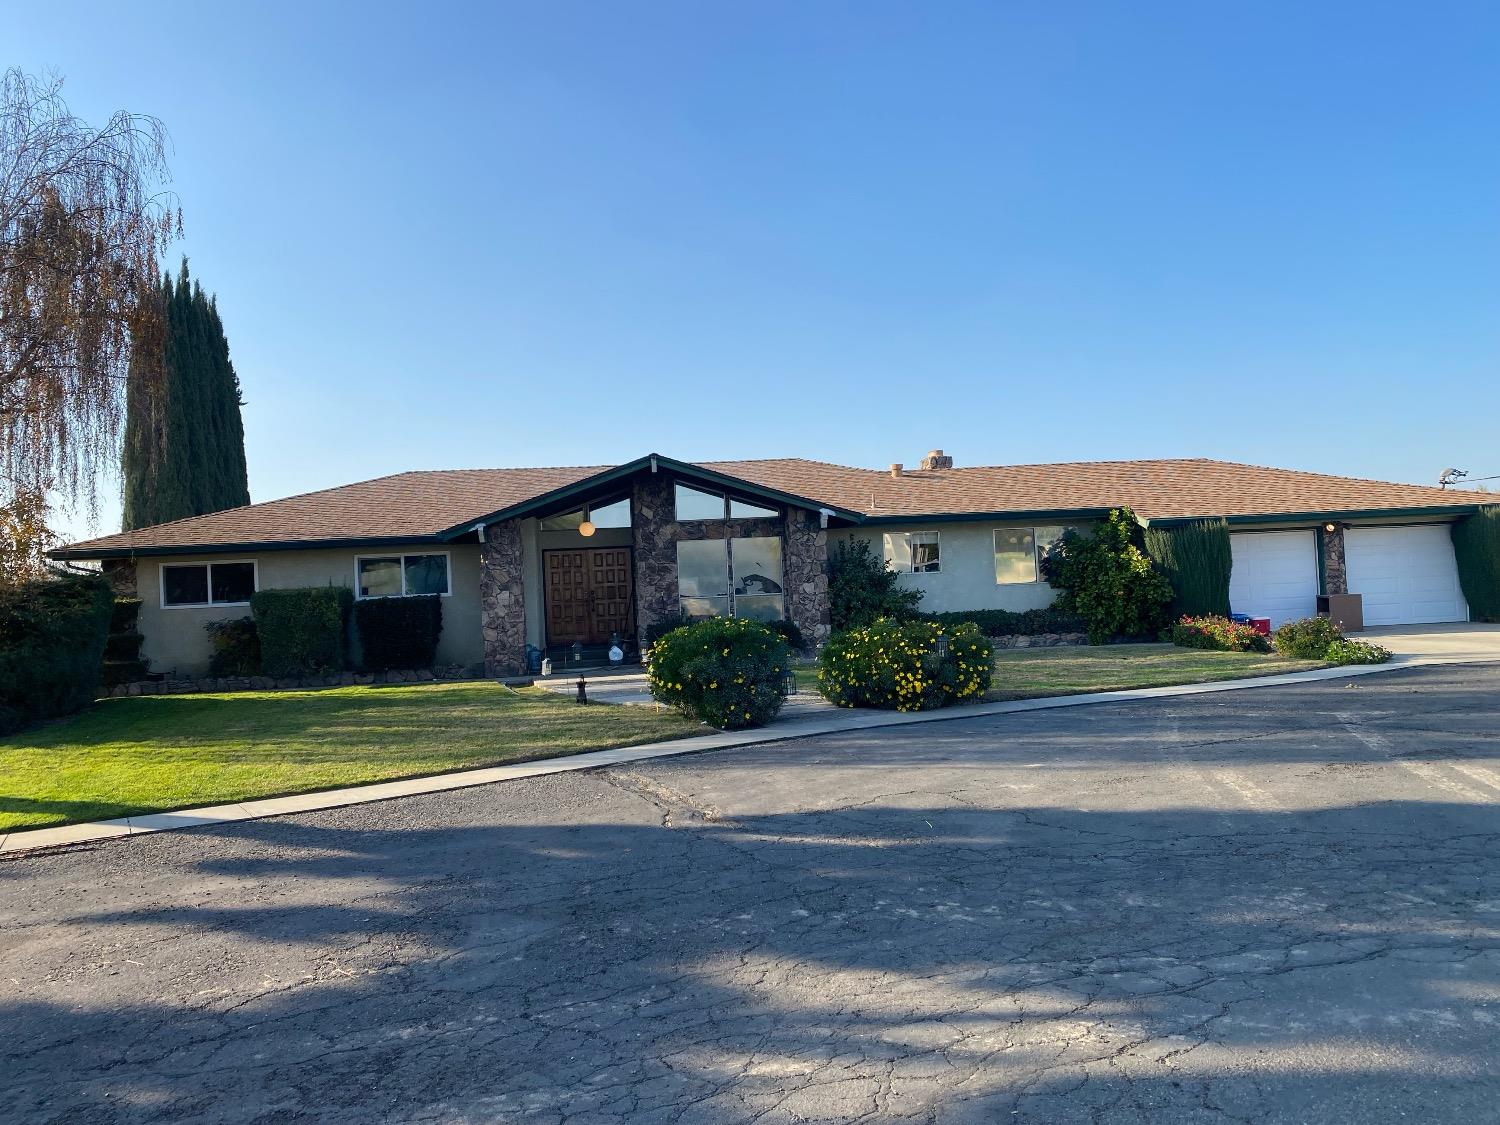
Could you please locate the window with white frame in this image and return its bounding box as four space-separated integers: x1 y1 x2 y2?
356 553 451 598
161 561 257 607
994 526 1077 584
883 531 941 574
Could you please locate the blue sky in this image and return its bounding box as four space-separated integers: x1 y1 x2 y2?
12 2 1500 538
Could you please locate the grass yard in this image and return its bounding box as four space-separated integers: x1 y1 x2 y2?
0 682 696 833
792 644 1323 701
985 643 1323 701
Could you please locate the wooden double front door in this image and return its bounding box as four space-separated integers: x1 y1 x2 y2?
544 548 635 646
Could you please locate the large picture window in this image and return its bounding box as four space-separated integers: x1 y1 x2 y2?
356 553 451 598
676 536 785 622
161 561 257 608
994 526 1077 585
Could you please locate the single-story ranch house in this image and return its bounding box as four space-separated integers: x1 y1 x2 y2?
53 450 1495 677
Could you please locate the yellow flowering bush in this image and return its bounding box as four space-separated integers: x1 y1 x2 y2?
647 616 791 730
817 619 992 711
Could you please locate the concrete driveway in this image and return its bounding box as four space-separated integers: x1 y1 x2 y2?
1360 620 1500 663
3 664 1499 1124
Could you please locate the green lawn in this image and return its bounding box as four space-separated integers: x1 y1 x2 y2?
985 643 1323 701
0 683 695 833
793 644 1323 701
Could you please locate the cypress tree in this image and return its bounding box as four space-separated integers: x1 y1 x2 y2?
122 261 250 529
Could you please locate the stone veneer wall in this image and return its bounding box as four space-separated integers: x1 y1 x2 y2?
1321 525 1348 595
783 507 831 645
629 473 833 649
480 518 528 676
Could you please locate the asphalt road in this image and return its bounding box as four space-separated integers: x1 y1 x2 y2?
3 664 1499 1124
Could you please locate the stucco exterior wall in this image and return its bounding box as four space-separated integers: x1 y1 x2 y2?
830 523 1066 615
133 544 484 676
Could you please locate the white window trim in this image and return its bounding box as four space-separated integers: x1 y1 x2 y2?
354 551 453 600
907 531 942 574
159 559 259 609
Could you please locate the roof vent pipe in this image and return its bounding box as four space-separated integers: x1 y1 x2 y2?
890 463 903 478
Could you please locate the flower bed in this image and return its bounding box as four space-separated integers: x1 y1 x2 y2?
1170 614 1270 653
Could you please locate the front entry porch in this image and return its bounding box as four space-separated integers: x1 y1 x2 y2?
542 546 638 667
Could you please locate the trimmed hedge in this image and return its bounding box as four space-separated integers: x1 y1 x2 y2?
206 616 260 676
355 594 443 671
0 573 114 733
250 587 352 677
924 606 1086 637
647 617 790 730
1144 518 1232 618
1453 508 1500 622
818 619 992 711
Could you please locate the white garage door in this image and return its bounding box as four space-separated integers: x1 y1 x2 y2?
1344 525 1468 626
1229 531 1319 627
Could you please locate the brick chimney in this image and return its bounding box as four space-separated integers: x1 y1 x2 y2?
918 449 953 471
890 463 904 478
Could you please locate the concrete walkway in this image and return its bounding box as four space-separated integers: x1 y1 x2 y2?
10 649 1487 858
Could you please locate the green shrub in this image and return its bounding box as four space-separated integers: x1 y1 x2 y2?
1171 614 1270 653
206 616 260 676
1272 616 1345 659
765 617 807 652
355 594 443 671
251 586 351 677
102 596 149 686
818 619 992 711
645 611 690 648
647 617 790 729
924 606 1086 637
1144 518 1232 618
829 539 923 631
1040 509 1175 644
0 573 114 733
1453 507 1500 622
1326 638 1392 665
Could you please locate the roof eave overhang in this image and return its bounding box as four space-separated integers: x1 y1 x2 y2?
48 534 450 562
1142 503 1486 528
437 453 864 538
858 507 1114 527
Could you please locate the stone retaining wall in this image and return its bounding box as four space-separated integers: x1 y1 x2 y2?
990 632 1088 649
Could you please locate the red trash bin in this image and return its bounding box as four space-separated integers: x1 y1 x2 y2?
1249 617 1271 636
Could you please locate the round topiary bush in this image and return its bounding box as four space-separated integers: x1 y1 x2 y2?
818 619 992 711
647 617 791 730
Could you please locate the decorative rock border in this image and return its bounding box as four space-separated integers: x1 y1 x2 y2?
103 664 487 698
990 632 1088 649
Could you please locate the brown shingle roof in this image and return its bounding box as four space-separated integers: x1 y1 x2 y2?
56 455 1491 557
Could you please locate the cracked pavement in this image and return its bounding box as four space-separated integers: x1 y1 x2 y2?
2 663 1499 1123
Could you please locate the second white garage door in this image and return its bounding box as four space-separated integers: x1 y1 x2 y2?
1229 531 1319 628
1344 525 1468 626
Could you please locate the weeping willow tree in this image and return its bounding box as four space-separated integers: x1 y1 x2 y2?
1144 517 1232 618
1452 508 1500 623
0 69 179 579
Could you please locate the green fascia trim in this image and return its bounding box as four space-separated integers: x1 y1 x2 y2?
438 453 865 538
858 507 1113 527
1144 504 1482 529
49 535 450 562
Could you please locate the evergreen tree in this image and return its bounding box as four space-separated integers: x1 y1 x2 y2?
122 261 250 529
